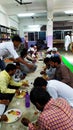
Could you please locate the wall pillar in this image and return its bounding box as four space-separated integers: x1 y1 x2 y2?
46 0 53 48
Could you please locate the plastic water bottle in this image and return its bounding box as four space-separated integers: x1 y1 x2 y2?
25 91 30 108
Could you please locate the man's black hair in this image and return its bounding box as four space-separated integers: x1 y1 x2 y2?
30 87 51 106
12 35 22 42
30 44 34 47
50 55 61 64
43 57 50 64
5 64 16 72
33 77 47 87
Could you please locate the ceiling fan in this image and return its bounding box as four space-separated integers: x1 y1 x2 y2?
15 0 32 5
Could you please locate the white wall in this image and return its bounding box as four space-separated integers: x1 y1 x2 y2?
0 5 9 26
0 4 19 30
8 16 19 30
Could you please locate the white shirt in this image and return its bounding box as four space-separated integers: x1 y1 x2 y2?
65 35 71 46
28 47 34 52
46 80 73 107
0 41 19 59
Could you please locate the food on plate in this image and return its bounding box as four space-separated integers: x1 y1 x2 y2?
8 110 21 115
22 80 29 86
21 91 26 96
4 109 22 123
16 90 26 98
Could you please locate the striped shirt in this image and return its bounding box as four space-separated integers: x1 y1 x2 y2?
28 98 73 130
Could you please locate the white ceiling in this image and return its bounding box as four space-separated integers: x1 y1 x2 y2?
0 0 73 19
0 0 46 16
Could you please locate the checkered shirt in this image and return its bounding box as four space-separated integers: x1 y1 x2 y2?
28 98 73 130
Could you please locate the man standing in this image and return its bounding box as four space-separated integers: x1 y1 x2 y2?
64 32 71 51
0 35 34 70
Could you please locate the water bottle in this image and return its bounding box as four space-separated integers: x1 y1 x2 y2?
25 91 30 108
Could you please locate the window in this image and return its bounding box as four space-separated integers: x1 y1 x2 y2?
28 32 34 41
53 31 61 39
39 31 46 40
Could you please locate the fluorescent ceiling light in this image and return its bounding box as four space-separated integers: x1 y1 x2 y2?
28 25 40 28
18 13 34 17
64 10 73 14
